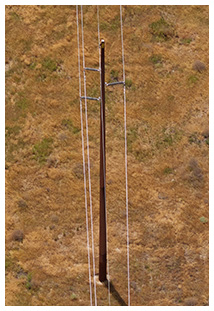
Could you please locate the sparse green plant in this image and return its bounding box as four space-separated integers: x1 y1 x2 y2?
149 54 162 65
25 273 32 290
32 138 53 164
21 39 33 52
5 256 13 271
29 62 37 70
37 73 47 81
100 21 108 31
127 127 138 151
71 293 77 300
188 75 199 84
188 133 201 144
100 15 120 31
73 127 80 134
149 17 174 41
163 134 173 145
110 15 120 31
125 78 133 88
62 119 73 130
5 126 21 138
89 86 99 98
61 119 80 134
16 98 28 110
134 149 151 162
69 98 79 106
156 128 182 149
168 95 175 101
9 11 21 21
42 57 57 72
180 38 192 45
205 138 209 145
200 216 208 223
27 273 32 282
110 69 119 81
163 167 174 174
6 139 26 163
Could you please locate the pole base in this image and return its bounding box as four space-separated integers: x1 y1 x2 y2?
95 274 110 286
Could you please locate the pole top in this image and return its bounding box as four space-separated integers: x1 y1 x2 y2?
100 39 105 48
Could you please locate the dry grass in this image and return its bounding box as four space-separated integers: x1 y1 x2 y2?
5 5 208 306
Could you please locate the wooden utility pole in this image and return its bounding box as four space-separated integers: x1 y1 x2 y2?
99 39 107 282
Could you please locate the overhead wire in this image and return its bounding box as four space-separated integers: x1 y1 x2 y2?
120 5 131 306
80 5 97 306
76 5 93 306
76 5 130 306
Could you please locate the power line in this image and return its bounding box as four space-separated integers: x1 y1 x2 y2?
80 5 97 306
120 5 131 306
76 5 92 306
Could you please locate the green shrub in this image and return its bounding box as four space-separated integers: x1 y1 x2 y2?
149 17 174 41
16 98 28 110
180 38 192 45
188 75 199 84
125 78 133 88
61 119 80 134
42 57 57 72
200 216 208 223
127 127 138 151
9 12 21 21
149 54 162 65
110 69 119 81
5 126 21 138
163 167 174 174
32 138 53 164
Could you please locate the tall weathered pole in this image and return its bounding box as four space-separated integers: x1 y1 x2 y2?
99 39 107 282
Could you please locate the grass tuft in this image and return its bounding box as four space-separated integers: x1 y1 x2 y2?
180 38 192 45
32 138 53 164
125 78 133 88
61 119 80 134
199 216 208 223
149 54 162 65
42 57 57 72
188 75 199 84
163 167 174 174
110 69 119 81
6 126 21 138
9 11 21 21
16 98 28 110
149 17 174 41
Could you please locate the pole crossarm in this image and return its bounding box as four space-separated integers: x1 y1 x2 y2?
81 96 101 101
106 81 125 87
84 67 100 72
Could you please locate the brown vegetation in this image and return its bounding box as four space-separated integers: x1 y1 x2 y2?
5 5 208 306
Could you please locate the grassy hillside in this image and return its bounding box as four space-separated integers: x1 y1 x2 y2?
5 5 209 306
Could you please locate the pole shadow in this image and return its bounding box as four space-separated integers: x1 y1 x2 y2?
103 279 128 306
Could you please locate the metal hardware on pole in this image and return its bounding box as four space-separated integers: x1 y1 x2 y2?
106 81 125 87
84 67 100 72
81 96 101 101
